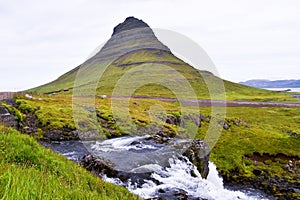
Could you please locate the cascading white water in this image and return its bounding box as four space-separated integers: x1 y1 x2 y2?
42 136 273 200
105 159 269 200
96 136 271 200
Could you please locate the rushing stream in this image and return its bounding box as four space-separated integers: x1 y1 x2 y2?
41 136 275 200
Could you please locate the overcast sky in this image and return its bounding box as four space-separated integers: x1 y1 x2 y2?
0 0 299 91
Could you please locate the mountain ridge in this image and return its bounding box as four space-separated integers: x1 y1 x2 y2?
240 79 300 88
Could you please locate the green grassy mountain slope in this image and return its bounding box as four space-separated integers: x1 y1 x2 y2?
28 17 293 101
29 49 292 101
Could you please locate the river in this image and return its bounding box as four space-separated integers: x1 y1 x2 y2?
41 136 275 200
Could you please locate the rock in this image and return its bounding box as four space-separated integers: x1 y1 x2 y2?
146 131 174 144
147 132 210 178
112 16 150 36
199 114 208 122
253 168 262 176
80 154 155 185
0 114 18 128
182 139 210 178
219 120 230 130
0 106 9 115
81 154 117 177
44 130 64 141
165 114 203 127
165 114 181 126
0 106 18 128
152 188 203 200
222 171 300 199
43 129 80 141
293 188 300 194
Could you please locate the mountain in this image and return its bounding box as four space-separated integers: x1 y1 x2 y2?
240 79 300 88
29 17 281 100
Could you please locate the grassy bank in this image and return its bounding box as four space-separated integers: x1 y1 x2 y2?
0 126 138 200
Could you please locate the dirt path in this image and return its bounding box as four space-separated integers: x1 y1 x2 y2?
110 95 300 108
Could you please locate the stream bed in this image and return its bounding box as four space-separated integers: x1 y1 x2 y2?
41 136 275 200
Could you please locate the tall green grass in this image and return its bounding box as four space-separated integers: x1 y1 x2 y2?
0 126 139 200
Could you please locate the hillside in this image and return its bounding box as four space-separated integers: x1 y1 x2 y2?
28 17 292 102
0 126 138 199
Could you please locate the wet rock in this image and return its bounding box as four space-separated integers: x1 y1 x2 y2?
45 129 81 141
152 188 203 200
44 130 64 141
146 130 174 144
0 106 18 128
81 154 117 177
182 140 210 178
223 172 300 199
81 154 156 185
0 106 9 115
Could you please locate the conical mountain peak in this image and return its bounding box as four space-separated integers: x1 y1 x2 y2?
89 16 170 63
112 17 150 36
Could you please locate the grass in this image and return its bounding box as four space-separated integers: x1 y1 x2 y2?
3 93 300 198
0 126 139 200
28 49 298 102
206 107 300 177
10 95 300 174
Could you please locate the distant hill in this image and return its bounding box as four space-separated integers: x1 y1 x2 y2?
239 79 300 88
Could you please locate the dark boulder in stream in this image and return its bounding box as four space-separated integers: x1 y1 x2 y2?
81 154 118 178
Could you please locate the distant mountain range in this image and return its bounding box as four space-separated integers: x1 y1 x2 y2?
239 79 300 88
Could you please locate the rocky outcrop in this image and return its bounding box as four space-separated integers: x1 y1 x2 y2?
43 129 87 141
223 152 300 199
224 174 300 200
0 105 19 128
182 140 210 178
81 154 117 177
112 16 150 36
81 154 155 186
145 130 175 144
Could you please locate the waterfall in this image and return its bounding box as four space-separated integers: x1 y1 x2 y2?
42 136 273 200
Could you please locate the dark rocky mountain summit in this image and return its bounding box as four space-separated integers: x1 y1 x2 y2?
89 16 170 64
112 16 150 36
